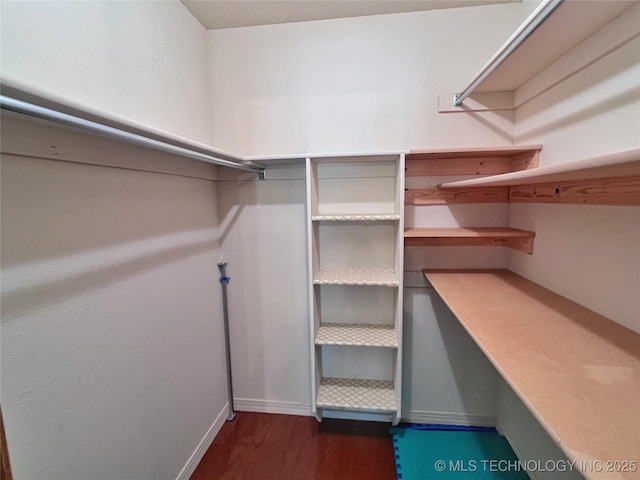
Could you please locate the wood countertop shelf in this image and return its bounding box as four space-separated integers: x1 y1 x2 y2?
404 227 535 254
423 269 640 480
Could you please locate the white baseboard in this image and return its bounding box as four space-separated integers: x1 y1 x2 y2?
234 398 313 417
401 409 496 427
233 402 497 427
175 403 230 480
496 417 537 480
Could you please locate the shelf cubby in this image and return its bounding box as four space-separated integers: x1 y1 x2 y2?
405 146 542 176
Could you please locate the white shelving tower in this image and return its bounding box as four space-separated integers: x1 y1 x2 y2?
306 154 405 424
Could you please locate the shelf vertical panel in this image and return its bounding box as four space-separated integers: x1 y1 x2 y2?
306 157 321 419
394 154 405 425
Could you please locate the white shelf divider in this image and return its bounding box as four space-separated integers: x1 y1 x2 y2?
316 378 396 412
311 214 400 222
313 268 399 287
315 323 398 348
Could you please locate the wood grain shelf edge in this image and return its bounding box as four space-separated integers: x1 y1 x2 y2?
404 227 535 254
422 269 640 480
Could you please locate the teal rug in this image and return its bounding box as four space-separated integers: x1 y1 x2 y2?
391 425 529 479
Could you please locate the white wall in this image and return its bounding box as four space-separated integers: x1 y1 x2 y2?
217 166 311 414
0 0 214 145
511 35 640 333
207 3 537 421
0 1 227 479
207 3 538 156
403 279 500 425
1 118 228 480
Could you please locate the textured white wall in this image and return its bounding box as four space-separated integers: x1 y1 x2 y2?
207 3 537 421
403 283 500 424
207 3 538 156
0 1 226 478
511 36 640 333
217 166 311 414
0 0 214 145
1 118 228 480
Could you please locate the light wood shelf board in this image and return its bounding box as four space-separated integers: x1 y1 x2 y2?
423 269 640 480
405 146 541 176
439 148 640 188
404 227 535 254
509 175 640 206
316 377 396 413
313 269 399 287
405 186 509 205
315 323 398 348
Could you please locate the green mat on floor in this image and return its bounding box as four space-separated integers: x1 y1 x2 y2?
391 426 529 479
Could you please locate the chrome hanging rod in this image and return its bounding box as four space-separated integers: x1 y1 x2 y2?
0 95 266 179
453 0 565 107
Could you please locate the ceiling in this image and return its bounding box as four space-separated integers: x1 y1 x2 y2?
181 0 520 30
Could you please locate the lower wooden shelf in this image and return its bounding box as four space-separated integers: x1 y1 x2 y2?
316 377 396 413
404 227 535 254
423 269 640 480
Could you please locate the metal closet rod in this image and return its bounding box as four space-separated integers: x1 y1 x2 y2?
0 95 266 179
454 0 565 107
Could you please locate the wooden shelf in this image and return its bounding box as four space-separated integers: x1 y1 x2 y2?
405 186 509 205
471 1 637 95
316 377 396 413
442 1 639 112
404 227 535 254
405 146 541 176
313 269 399 287
315 323 398 348
311 214 400 222
433 149 640 206
439 148 640 188
423 269 640 480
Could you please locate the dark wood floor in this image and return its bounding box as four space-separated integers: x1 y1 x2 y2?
190 412 397 480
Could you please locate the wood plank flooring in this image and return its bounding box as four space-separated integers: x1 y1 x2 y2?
190 412 397 480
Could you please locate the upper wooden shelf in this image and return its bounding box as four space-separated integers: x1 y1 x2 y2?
404 227 534 254
423 269 640 480
406 146 541 176
439 148 640 188
471 1 637 94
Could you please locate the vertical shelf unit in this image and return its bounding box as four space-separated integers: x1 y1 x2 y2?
306 154 405 424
